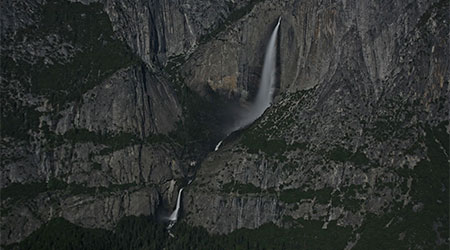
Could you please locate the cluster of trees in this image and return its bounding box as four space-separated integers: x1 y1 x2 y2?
5 216 264 250
7 215 353 250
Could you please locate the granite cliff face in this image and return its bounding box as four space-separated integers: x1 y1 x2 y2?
2 0 197 244
184 0 446 98
183 0 449 248
103 0 234 66
1 0 449 248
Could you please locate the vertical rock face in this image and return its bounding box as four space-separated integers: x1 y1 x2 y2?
2 186 160 245
182 0 441 101
1 0 253 245
1 0 449 248
183 0 449 248
1 0 186 245
103 0 234 66
55 66 181 136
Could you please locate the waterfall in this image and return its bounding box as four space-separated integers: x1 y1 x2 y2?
251 17 281 120
214 140 223 151
229 17 281 133
167 188 183 230
168 188 183 222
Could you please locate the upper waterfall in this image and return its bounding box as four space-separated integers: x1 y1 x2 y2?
252 17 281 117
229 18 281 133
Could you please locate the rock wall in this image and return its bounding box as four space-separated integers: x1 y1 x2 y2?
183 1 449 248
182 0 438 101
2 186 160 245
1 0 448 248
1 0 256 244
1 0 182 244
103 0 236 66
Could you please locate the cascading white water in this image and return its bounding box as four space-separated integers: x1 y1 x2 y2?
251 17 281 121
167 188 183 231
168 188 183 222
214 140 223 151
229 17 281 132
